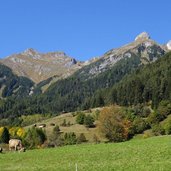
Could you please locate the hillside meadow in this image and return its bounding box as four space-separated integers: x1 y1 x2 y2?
0 136 171 171
25 109 106 142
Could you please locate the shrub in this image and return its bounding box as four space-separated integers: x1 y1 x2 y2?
84 115 95 128
49 125 63 147
64 132 77 145
142 107 151 117
76 112 85 125
132 117 148 134
147 112 162 125
152 124 165 136
162 118 171 135
23 127 46 148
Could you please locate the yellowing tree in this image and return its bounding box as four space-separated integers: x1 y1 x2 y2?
98 106 131 142
9 127 19 137
17 128 25 138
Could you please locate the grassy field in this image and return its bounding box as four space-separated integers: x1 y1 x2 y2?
0 136 171 171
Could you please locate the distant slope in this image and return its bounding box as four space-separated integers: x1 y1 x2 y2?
0 63 34 98
0 136 170 171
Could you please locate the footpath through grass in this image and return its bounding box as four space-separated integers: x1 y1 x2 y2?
0 136 171 171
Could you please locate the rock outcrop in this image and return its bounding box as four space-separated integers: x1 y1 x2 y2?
167 41 171 50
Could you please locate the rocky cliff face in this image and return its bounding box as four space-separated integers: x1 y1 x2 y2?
1 49 83 83
79 32 167 78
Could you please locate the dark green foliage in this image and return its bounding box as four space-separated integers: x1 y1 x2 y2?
76 112 85 124
84 115 95 128
0 127 10 143
64 132 77 145
152 124 165 136
49 125 63 147
132 117 148 134
147 101 171 125
107 52 171 107
162 117 171 135
0 64 34 98
0 50 171 122
23 127 46 148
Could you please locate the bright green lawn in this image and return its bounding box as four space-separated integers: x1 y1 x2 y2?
0 136 171 171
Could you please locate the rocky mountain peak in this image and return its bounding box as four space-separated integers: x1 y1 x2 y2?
166 40 171 50
22 48 39 56
135 32 151 41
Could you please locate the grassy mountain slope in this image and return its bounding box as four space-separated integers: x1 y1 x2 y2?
1 49 83 83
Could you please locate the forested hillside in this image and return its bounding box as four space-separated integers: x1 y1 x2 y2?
0 63 34 98
0 53 142 118
105 52 171 107
0 52 170 121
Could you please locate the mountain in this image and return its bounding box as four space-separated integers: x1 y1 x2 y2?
1 32 169 87
27 33 170 113
34 32 168 94
1 49 85 83
0 63 34 98
0 32 170 118
76 32 167 80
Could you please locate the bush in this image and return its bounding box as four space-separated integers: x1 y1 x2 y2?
152 124 165 136
84 115 95 128
49 125 63 147
142 107 151 117
132 117 148 134
162 118 171 135
23 127 46 148
147 112 163 125
76 112 85 124
64 132 77 145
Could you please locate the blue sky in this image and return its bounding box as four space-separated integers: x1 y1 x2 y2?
0 0 171 61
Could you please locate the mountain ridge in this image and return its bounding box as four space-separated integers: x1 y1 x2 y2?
1 32 170 85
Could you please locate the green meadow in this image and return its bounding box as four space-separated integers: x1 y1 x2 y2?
0 136 171 171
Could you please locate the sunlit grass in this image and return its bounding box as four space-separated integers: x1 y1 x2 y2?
0 136 171 171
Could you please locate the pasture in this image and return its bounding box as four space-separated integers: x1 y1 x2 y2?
0 136 171 171
25 110 106 142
